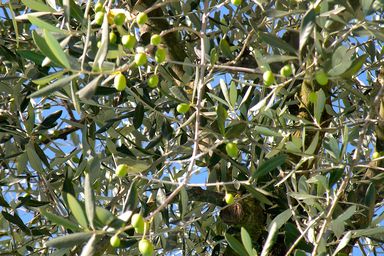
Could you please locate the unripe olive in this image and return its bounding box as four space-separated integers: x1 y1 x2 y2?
263 70 275 86
148 75 159 88
225 193 234 204
280 64 292 77
315 70 329 85
131 213 145 230
136 12 148 25
176 103 190 114
372 151 381 160
114 74 127 91
110 235 121 247
135 221 149 234
135 53 147 66
150 34 161 45
114 13 126 26
121 34 136 49
231 0 242 6
155 47 166 63
225 142 239 158
138 239 154 256
109 31 117 45
95 2 104 12
115 164 128 177
94 12 105 26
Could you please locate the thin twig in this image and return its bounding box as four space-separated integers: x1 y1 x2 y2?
145 0 210 222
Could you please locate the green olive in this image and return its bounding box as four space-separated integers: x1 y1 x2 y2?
372 151 381 160
114 13 126 26
110 235 121 247
121 34 136 49
263 70 275 86
94 2 104 12
109 31 117 45
176 103 190 114
155 47 166 63
131 213 145 230
135 53 147 66
114 74 127 91
138 239 154 256
231 0 242 6
225 193 234 204
225 142 239 158
148 75 159 88
150 34 161 46
94 12 105 26
280 64 292 77
136 12 148 25
115 164 128 177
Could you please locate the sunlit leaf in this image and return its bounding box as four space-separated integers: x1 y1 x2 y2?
45 232 93 248
65 193 88 229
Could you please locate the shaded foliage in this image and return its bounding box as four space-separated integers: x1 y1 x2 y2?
0 0 384 255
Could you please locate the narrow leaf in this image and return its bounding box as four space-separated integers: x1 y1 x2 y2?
22 0 55 12
40 209 81 231
95 206 115 226
241 227 254 256
84 173 95 230
80 234 98 256
26 142 44 173
66 193 88 229
259 32 298 55
2 211 31 234
352 227 384 238
229 81 237 108
253 154 287 179
225 121 247 139
255 126 282 137
314 89 326 124
169 86 190 102
33 143 50 168
332 231 352 256
261 209 292 256
261 222 278 256
328 45 353 76
216 104 227 135
32 30 62 67
45 232 93 248
219 79 232 108
268 208 292 232
225 233 249 256
32 70 66 85
40 110 62 128
92 13 109 70
299 9 316 52
77 75 101 100
220 38 233 58
28 15 67 34
289 193 321 200
29 73 79 98
43 30 70 68
133 103 144 129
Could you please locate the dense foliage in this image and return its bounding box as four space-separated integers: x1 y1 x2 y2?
0 0 384 255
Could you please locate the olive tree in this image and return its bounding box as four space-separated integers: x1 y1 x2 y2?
0 0 384 255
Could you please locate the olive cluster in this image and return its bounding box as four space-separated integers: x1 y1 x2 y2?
93 2 167 92
110 212 154 255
